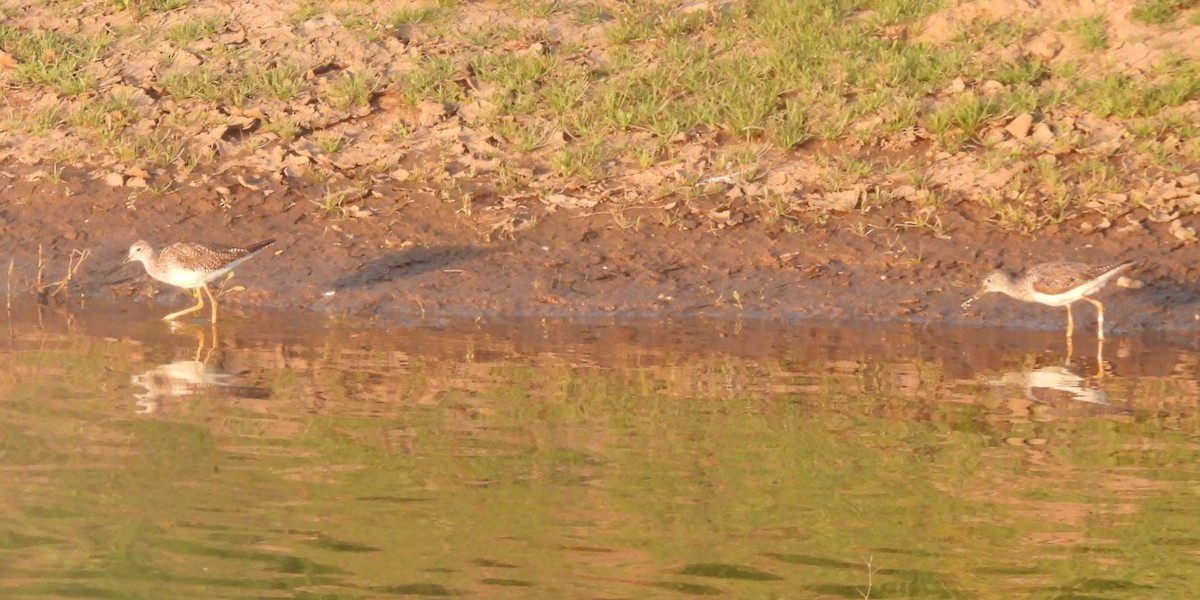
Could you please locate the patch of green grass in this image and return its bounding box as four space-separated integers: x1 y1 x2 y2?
325 70 378 110
471 52 556 94
160 69 232 102
311 188 350 215
605 13 655 45
0 25 109 95
539 65 590 118
550 142 608 181
111 0 190 13
289 2 323 24
111 131 188 167
1070 14 1109 51
709 80 782 138
313 133 345 154
246 64 306 100
510 0 562 18
991 57 1047 86
927 94 1002 143
395 57 462 106
661 10 713 37
952 18 1028 50
1131 0 1193 24
1071 156 1122 197
165 15 227 43
393 120 412 140
1073 60 1200 117
390 6 443 28
336 8 384 39
69 93 142 132
715 146 767 180
493 118 551 152
26 104 67 136
572 2 609 24
1071 72 1139 118
263 117 300 140
457 23 525 46
590 77 665 131
990 201 1044 235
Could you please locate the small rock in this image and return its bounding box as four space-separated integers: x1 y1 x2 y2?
709 208 732 225
980 79 1006 95
126 177 148 188
104 172 125 187
1030 123 1054 143
1006 113 1033 139
1117 276 1145 289
173 49 202 69
1079 217 1111 233
1114 216 1147 236
236 175 263 191
416 99 448 127
1169 219 1197 242
344 205 373 219
519 42 545 56
285 153 311 167
543 194 597 210
817 189 861 212
941 77 966 95
678 0 717 14
982 128 1005 145
1179 194 1200 211
1025 32 1063 60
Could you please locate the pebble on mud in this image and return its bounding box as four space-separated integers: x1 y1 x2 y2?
1005 113 1033 139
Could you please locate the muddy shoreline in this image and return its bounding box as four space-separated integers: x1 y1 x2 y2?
2 166 1196 335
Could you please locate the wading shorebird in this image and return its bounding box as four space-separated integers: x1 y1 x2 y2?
124 239 275 322
962 261 1136 339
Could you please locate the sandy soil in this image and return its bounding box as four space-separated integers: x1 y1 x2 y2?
1 0 1199 333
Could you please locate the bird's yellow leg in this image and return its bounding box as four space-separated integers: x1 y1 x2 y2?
162 287 206 321
202 284 219 323
192 325 204 362
1084 297 1105 339
1065 304 1074 338
215 272 245 299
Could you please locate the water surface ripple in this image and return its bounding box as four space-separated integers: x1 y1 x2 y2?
1 305 1198 599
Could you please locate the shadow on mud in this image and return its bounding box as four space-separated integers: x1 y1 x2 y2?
332 244 495 290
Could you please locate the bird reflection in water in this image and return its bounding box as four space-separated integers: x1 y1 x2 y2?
991 339 1116 408
131 322 268 414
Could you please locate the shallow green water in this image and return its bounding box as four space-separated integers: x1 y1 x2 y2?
1 305 1198 599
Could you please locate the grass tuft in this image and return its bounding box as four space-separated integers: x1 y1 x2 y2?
0 26 110 95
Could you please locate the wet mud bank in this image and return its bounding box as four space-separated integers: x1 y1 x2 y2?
2 172 1197 334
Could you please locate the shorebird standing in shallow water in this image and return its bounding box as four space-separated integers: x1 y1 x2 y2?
125 239 275 323
962 261 1136 339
